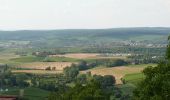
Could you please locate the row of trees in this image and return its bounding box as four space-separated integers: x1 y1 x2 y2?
1 72 30 88
65 59 128 72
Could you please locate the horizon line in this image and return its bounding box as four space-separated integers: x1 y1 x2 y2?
0 27 170 31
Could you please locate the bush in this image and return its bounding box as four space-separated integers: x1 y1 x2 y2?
45 67 51 70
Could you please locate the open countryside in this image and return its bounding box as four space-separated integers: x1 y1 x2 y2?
16 62 74 70
50 53 128 59
0 0 170 99
81 64 156 84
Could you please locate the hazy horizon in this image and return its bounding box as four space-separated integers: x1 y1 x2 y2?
0 0 170 30
1 27 170 31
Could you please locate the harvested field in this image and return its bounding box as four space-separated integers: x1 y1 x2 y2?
16 62 74 70
50 53 127 59
81 66 144 84
12 70 61 74
0 53 20 60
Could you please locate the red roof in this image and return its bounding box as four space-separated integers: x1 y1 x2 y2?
0 96 18 100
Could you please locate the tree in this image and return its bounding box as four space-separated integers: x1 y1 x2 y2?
49 81 109 100
45 66 51 70
102 75 116 87
76 74 87 84
133 36 170 100
78 61 88 70
93 75 116 88
63 64 79 80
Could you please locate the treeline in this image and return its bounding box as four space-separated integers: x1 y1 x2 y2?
30 46 165 56
81 47 165 54
65 59 128 71
0 72 30 88
128 54 165 64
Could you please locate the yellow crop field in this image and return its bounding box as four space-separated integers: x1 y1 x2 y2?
12 70 62 74
16 62 75 70
82 66 145 84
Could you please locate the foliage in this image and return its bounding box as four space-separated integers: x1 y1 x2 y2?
48 81 110 100
45 66 51 70
10 56 45 63
93 75 116 88
0 87 50 100
63 64 79 81
122 73 145 85
75 59 128 71
133 36 170 100
0 67 30 88
43 57 79 62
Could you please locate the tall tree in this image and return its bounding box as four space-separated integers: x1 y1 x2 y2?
133 36 170 100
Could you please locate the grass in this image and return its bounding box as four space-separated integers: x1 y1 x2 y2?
9 55 124 63
0 87 50 100
82 66 145 84
44 57 79 62
123 73 145 85
10 56 45 63
117 72 146 96
81 63 154 84
127 63 157 67
0 52 126 67
0 59 22 67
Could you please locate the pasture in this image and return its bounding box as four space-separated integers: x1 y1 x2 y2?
0 53 20 60
122 73 145 85
0 87 50 100
81 64 156 84
10 56 45 63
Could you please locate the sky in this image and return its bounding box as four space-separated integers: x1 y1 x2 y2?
0 0 170 30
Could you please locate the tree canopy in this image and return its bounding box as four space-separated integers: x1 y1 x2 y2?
133 36 170 100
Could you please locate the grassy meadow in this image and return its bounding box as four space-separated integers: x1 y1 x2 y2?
0 87 50 100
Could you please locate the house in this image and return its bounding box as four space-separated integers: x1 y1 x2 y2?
0 96 18 100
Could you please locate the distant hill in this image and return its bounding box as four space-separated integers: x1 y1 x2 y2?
0 27 170 48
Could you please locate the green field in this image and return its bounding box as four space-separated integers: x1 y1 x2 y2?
43 57 80 62
0 87 50 100
117 72 146 97
127 64 157 67
10 56 45 63
123 73 145 85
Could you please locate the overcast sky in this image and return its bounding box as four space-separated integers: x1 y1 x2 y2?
0 0 170 30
